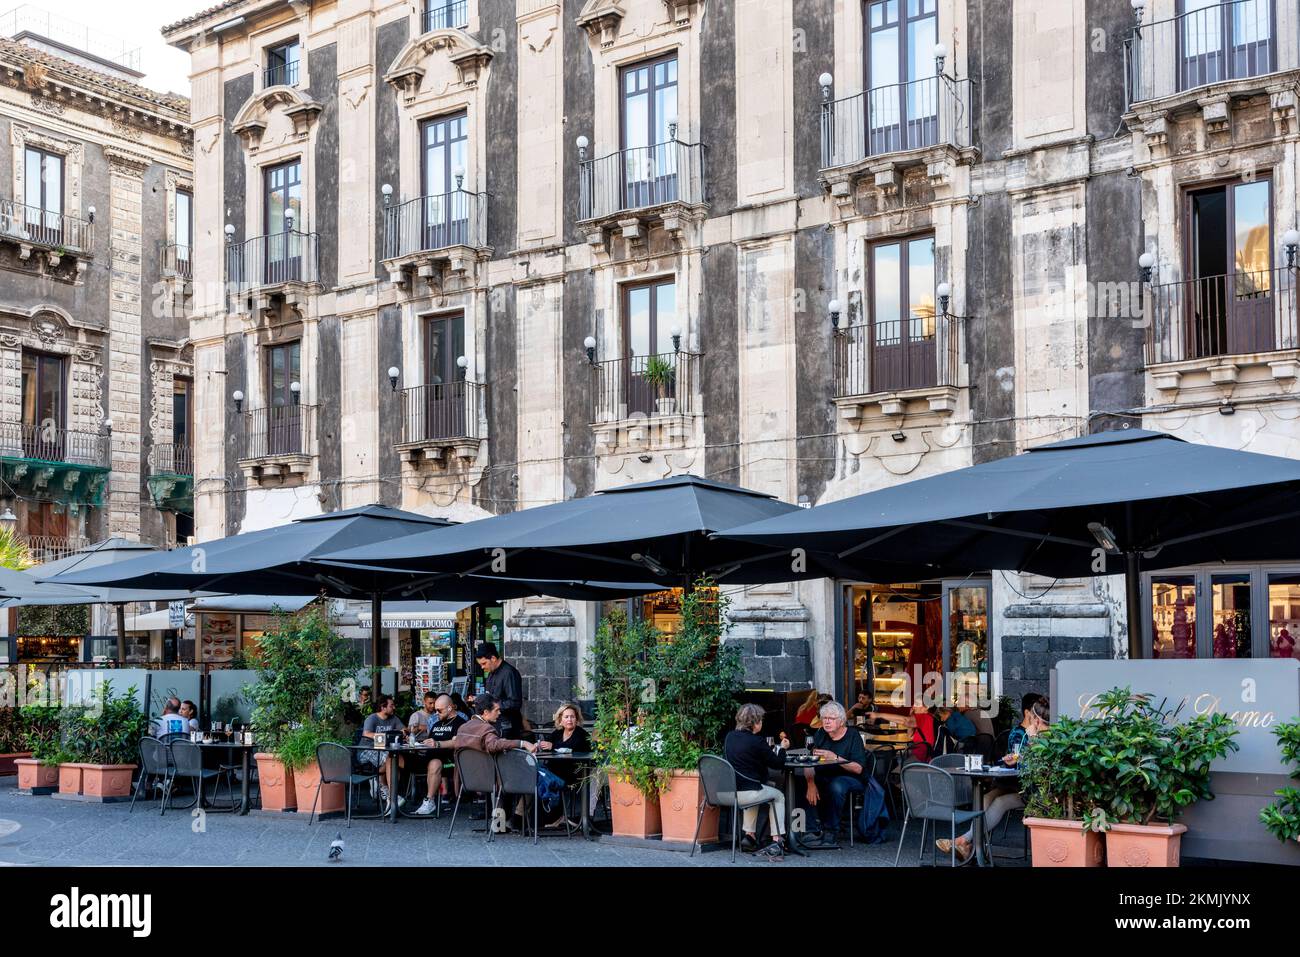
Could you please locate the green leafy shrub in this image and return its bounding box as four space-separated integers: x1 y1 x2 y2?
276 720 345 772
65 683 150 765
1020 713 1109 829
21 704 64 765
1260 720 1300 843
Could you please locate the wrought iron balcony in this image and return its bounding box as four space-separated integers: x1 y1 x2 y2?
0 420 109 467
161 242 192 280
0 199 93 255
820 76 973 171
1145 266 1298 365
398 380 485 445
226 230 319 295
833 312 960 399
20 534 91 564
152 442 193 475
423 0 468 32
382 190 488 261
593 350 701 423
1126 0 1281 107
264 59 299 88
578 140 707 222
240 404 316 461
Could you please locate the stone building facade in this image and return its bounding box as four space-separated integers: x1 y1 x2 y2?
165 0 1300 722
0 26 193 656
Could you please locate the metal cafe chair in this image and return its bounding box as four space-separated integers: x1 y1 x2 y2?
448 748 499 843
167 740 235 815
692 754 781 863
129 737 173 815
309 742 381 827
495 748 547 844
893 763 983 868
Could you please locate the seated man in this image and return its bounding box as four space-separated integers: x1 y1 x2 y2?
937 705 977 746
413 694 466 815
407 692 439 741
800 700 869 848
453 694 535 755
155 700 188 737
360 694 406 807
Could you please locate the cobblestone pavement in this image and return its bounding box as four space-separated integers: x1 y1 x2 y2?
0 778 1028 868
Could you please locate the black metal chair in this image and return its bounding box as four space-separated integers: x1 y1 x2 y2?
309 742 381 827
930 753 968 771
166 740 233 815
496 748 549 844
894 763 983 868
448 748 499 842
692 754 781 862
129 737 173 815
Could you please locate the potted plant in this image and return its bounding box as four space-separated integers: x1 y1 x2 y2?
1089 687 1239 867
1020 714 1108 866
72 682 150 801
0 706 31 776
642 354 676 416
281 721 349 816
245 605 359 813
47 703 91 798
1260 720 1300 845
14 704 60 793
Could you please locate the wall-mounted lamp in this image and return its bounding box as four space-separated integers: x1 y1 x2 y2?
387 366 400 391
818 72 834 103
87 205 96 224
583 336 596 365
102 418 113 437
671 326 682 353
456 355 469 377
829 298 841 329
936 282 952 318
1284 229 1300 269
381 183 393 207
289 381 301 406
232 389 244 414
576 135 589 162
934 42 948 76
0 504 15 527
668 120 678 142
1130 0 1146 26
224 223 235 242
284 207 296 230
453 167 465 191
1138 251 1156 284
1219 401 1236 417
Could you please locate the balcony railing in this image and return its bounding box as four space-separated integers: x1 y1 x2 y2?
579 140 707 221
20 534 91 564
399 380 485 444
0 420 109 467
153 442 193 475
1126 0 1280 106
594 350 701 422
162 242 192 280
382 190 487 260
264 60 299 88
833 312 960 398
226 230 319 294
423 0 468 32
0 199 93 253
1145 266 1297 365
820 77 973 171
241 405 315 460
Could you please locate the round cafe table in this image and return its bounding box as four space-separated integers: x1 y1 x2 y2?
349 743 422 823
946 765 1021 866
780 754 847 856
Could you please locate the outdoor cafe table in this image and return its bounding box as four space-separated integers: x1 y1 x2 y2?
195 740 256 815
535 750 596 840
349 743 422 823
780 754 847 856
946 765 1021 866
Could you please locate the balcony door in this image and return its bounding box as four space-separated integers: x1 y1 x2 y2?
20 352 65 461
23 147 63 247
172 377 193 473
423 314 466 440
265 342 301 455
624 280 677 417
265 40 301 87
866 0 938 155
420 112 469 250
869 236 936 393
175 188 193 276
620 54 678 209
1185 177 1273 357
263 160 302 284
1178 0 1274 92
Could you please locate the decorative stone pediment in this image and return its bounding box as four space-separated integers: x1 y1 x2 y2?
383 29 494 104
577 0 625 47
231 86 323 151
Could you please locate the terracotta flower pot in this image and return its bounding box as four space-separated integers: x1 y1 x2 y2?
1104 822 1188 867
1025 817 1105 867
80 764 138 801
659 769 718 844
58 762 85 796
0 752 32 777
608 774 661 838
254 753 297 812
15 758 58 793
292 761 344 816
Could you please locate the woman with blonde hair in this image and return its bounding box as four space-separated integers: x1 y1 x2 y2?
536 702 590 827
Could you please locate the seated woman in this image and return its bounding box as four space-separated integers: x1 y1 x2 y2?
937 693 1049 862
535 702 591 826
179 700 201 733
723 703 789 860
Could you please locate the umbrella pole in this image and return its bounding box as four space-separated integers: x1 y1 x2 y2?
116 603 126 663
371 592 382 700
1125 552 1142 661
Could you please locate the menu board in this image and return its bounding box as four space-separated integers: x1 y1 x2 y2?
200 613 237 663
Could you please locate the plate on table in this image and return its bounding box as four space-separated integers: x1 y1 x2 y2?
555 747 572 754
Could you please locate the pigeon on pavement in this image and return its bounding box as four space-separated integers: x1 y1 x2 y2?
328 834 344 862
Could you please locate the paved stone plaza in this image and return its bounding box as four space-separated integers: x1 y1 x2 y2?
0 778 1028 868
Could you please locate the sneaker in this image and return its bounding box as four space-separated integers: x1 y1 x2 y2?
414 799 436 816
378 785 390 806
758 841 785 862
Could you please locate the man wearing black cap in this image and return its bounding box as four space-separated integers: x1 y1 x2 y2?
474 642 524 740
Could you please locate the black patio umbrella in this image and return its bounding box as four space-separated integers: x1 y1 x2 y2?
717 429 1300 657
321 474 930 587
0 565 98 603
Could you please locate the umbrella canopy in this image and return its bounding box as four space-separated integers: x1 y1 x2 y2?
0 565 98 604
718 429 1300 655
321 475 917 586
25 538 219 605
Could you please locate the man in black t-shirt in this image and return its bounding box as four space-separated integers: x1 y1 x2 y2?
799 700 869 848
413 694 467 815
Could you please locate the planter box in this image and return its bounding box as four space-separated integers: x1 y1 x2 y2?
1105 822 1187 868
1025 817 1105 867
254 753 297 812
659 769 718 845
608 774 661 839
0 751 32 777
15 758 58 794
292 761 344 816
57 762 85 797
80 764 138 802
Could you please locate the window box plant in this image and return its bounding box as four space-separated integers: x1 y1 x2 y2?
1259 720 1300 845
642 354 677 416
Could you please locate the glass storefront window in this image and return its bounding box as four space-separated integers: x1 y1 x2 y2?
948 584 989 705
1151 576 1196 659
1268 573 1300 660
1210 574 1251 659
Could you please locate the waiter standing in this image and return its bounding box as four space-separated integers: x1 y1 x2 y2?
474 642 524 739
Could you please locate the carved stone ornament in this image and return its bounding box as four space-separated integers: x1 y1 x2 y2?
577 0 626 47
383 29 495 103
